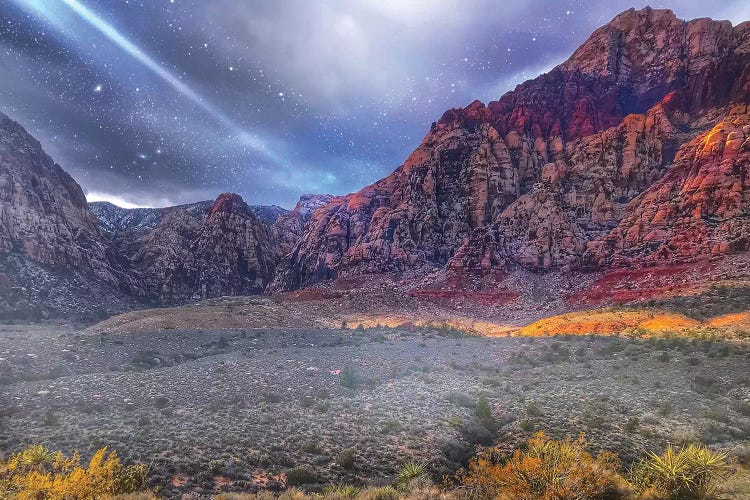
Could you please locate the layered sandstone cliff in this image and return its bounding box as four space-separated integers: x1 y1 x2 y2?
272 8 750 291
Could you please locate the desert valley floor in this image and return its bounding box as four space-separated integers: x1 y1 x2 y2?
2 288 750 498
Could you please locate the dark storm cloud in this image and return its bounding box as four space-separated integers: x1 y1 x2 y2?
0 0 748 207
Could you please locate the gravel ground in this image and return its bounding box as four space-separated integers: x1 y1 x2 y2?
1 324 749 498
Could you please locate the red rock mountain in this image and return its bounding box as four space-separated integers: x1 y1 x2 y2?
1 7 748 318
272 194 334 255
271 8 750 291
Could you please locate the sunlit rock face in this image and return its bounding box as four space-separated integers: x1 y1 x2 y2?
586 104 750 267
272 8 750 290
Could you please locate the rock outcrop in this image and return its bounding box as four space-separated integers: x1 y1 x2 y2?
133 193 279 304
587 104 750 266
0 112 143 319
272 8 750 291
272 194 333 255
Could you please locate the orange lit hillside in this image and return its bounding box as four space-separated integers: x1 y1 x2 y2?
707 310 750 330
516 309 700 337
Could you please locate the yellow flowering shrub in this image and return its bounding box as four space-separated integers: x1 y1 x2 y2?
0 444 149 499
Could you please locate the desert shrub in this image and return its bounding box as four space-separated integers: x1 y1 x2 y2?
262 391 283 404
397 462 427 486
731 400 750 417
447 391 474 408
686 356 701 366
519 419 535 433
475 396 498 431
457 431 627 499
628 444 730 499
446 416 464 428
0 444 150 498
338 448 357 470
657 352 671 363
624 417 640 433
300 440 323 454
153 396 170 409
380 419 402 434
285 467 319 486
131 350 163 368
208 459 224 474
43 410 59 427
300 395 316 408
340 366 362 389
581 401 608 429
525 402 542 417
733 444 750 466
693 374 720 394
657 402 673 417
459 421 493 447
435 323 469 338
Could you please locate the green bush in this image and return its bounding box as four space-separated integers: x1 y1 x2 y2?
475 396 498 431
338 448 357 470
285 467 319 486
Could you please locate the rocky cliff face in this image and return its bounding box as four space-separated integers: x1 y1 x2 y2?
586 104 750 266
133 193 279 304
272 194 333 255
0 110 288 317
0 112 143 319
273 8 750 291
89 200 212 237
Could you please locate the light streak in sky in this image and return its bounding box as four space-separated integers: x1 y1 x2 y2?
12 0 278 158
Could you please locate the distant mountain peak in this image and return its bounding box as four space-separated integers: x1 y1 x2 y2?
209 192 252 217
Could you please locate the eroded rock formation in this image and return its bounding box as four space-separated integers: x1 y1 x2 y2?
272 8 750 291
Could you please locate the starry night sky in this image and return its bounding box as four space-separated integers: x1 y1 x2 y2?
1 1 748 208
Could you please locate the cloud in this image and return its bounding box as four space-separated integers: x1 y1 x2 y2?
84 191 170 209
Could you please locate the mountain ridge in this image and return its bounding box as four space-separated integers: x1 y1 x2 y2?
0 7 749 320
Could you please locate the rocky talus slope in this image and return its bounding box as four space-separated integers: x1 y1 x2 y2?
271 8 750 291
